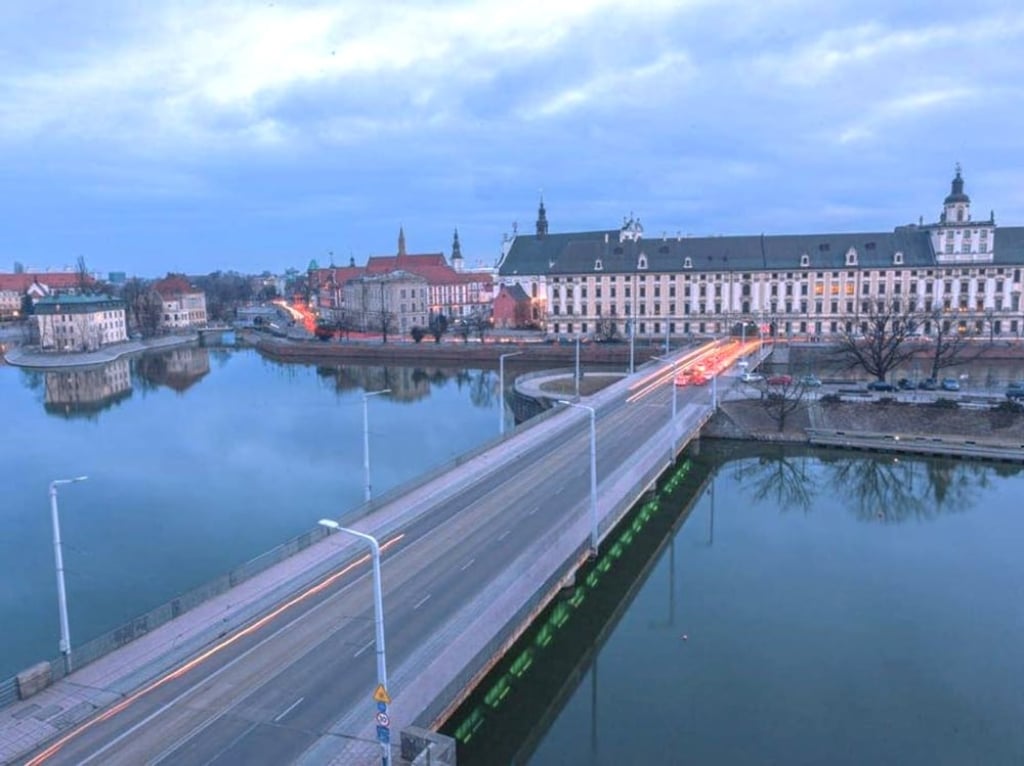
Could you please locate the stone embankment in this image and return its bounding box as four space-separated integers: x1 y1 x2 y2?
706 398 1024 460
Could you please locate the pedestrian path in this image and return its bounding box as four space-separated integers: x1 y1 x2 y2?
3 335 195 369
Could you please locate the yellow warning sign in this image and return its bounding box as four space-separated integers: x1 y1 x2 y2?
373 684 391 704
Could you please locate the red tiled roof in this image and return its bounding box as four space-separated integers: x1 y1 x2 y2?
153 275 198 296
0 272 93 291
313 266 365 287
365 254 492 286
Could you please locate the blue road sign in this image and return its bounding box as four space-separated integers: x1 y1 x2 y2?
377 725 391 745
377 701 388 714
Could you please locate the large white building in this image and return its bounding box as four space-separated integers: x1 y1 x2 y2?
342 270 429 334
33 294 128 351
497 169 1024 341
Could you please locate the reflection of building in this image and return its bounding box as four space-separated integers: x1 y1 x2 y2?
316 364 436 402
153 275 208 330
33 294 128 351
138 347 211 392
343 271 429 334
43 359 132 417
498 171 1024 340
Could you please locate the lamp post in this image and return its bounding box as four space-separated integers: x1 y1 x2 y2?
363 389 391 503
318 520 390 766
557 400 598 556
49 476 87 674
498 351 523 435
575 336 581 399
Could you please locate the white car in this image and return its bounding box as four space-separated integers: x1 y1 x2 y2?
740 371 764 383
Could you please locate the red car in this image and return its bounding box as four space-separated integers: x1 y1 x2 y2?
766 374 793 385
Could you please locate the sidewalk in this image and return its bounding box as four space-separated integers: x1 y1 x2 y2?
3 335 196 369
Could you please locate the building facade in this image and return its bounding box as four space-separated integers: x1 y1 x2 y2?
153 275 208 330
32 294 128 351
497 172 1024 341
342 270 429 334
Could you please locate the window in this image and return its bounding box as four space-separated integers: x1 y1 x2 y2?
594 259 603 271
893 252 903 265
638 254 648 270
683 257 693 269
800 254 810 267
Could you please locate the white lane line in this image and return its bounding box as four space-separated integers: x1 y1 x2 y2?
460 558 475 572
413 594 431 610
273 696 305 723
354 639 374 658
498 529 511 542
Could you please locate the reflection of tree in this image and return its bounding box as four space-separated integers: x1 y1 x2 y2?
823 455 984 523
469 370 494 409
731 449 816 512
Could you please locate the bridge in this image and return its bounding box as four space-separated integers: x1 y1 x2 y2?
3 340 759 765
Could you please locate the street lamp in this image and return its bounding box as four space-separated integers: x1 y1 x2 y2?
318 520 390 766
557 400 599 557
363 389 391 503
498 351 523 435
49 476 87 673
575 335 581 399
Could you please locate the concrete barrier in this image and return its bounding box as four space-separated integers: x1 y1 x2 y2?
16 662 51 700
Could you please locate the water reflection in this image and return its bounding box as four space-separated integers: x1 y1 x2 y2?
729 444 1021 522
42 359 133 419
314 364 496 407
136 346 210 393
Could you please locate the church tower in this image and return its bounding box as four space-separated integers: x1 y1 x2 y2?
941 163 971 224
451 228 464 273
929 164 995 263
536 197 549 239
398 226 407 259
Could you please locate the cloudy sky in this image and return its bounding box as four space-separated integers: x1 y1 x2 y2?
2 0 1022 277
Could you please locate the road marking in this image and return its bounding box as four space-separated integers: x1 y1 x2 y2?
354 639 374 658
414 594 431 610
49 534 406 766
460 558 475 571
273 696 305 723
498 529 511 542
528 506 538 516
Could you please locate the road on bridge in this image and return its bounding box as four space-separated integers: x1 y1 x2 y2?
24 343 737 766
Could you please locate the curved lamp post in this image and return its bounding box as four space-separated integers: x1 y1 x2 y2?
557 400 599 557
49 476 88 673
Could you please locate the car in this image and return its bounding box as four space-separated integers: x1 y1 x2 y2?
918 378 939 390
690 372 709 386
799 374 822 387
1006 384 1024 401
740 371 764 383
896 378 916 390
766 374 793 386
941 378 961 391
866 380 896 392
674 373 691 387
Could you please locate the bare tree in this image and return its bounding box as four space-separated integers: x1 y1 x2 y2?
595 318 619 342
751 377 810 432
925 309 977 379
832 301 919 381
76 255 91 293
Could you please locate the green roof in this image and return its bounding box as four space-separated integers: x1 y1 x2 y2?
33 294 125 314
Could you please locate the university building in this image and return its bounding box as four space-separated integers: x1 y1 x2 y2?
32 294 128 352
497 169 1024 340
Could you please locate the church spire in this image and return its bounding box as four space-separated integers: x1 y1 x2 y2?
452 228 463 272
398 226 407 258
536 195 549 239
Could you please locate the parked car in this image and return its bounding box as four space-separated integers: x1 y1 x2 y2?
766 374 793 385
799 374 822 387
1006 384 1024 401
740 371 764 383
866 380 896 392
941 378 961 391
896 378 916 390
918 378 939 390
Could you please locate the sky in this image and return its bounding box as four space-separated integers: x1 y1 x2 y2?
1 0 1023 278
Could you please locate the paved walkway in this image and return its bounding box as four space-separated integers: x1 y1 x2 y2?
0 376 602 765
3 335 197 369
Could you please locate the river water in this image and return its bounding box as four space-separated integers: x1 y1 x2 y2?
3 345 1022 764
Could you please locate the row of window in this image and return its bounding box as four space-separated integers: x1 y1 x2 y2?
550 318 1023 336
550 268 1022 284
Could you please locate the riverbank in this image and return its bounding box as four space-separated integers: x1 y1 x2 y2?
706 397 1024 460
2 334 198 369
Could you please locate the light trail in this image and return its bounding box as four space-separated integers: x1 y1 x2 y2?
26 533 406 765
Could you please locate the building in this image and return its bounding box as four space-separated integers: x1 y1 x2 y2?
311 229 495 324
32 294 128 351
491 283 533 329
497 170 1024 341
0 272 95 320
342 270 429 334
153 275 208 330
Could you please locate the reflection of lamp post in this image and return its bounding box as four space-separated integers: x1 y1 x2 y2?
49 476 88 673
318 520 390 766
499 351 523 435
363 389 391 502
557 400 599 556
